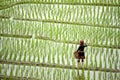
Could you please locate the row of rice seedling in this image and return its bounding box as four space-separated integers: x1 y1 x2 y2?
0 4 119 27
0 0 118 4
1 19 120 47
0 64 120 80
1 37 119 69
0 0 119 9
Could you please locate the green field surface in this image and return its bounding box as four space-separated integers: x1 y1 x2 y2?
0 0 120 80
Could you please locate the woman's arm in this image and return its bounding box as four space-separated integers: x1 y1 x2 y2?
84 43 87 47
77 46 81 51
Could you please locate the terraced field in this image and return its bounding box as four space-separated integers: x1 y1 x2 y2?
0 0 120 80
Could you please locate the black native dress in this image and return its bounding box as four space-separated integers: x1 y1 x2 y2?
77 45 87 59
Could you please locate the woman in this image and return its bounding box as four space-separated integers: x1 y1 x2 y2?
74 40 87 66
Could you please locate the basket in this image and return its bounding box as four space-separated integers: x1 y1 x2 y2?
74 51 80 59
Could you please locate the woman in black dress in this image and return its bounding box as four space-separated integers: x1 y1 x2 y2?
74 40 87 66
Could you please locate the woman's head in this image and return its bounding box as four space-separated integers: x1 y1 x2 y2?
80 40 84 45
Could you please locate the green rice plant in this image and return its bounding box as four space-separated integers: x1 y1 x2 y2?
10 65 13 77
99 50 102 68
2 49 8 60
85 52 88 67
103 71 107 80
93 70 96 80
87 67 90 80
90 48 93 67
94 50 98 68
15 65 19 77
110 60 112 70
98 71 101 80
4 64 8 78
104 53 107 69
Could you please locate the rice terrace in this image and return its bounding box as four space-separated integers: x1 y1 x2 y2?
0 0 120 80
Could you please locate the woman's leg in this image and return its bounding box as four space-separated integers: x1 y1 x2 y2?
82 59 84 65
77 59 80 67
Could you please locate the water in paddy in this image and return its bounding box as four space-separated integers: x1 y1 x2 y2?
0 1 119 79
